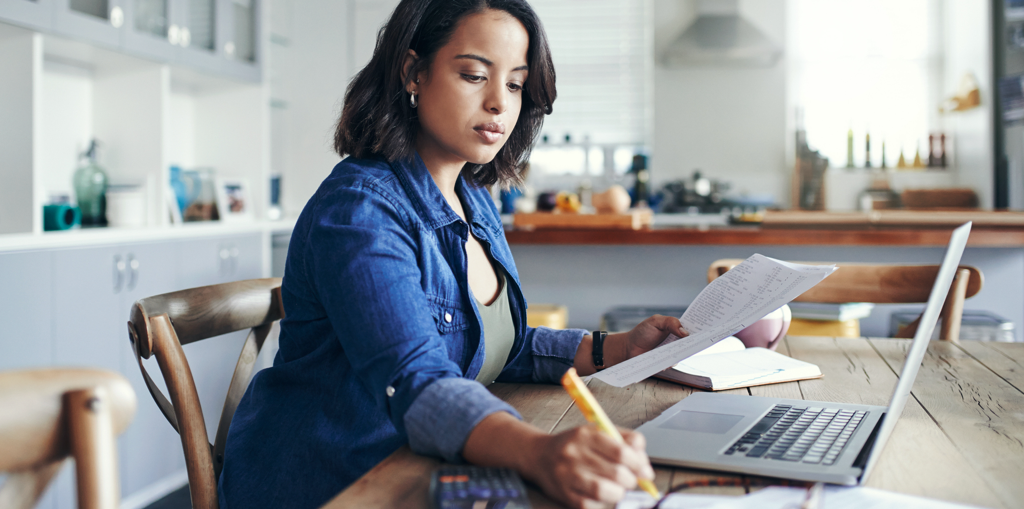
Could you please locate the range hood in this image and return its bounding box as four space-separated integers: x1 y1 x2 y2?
662 0 781 67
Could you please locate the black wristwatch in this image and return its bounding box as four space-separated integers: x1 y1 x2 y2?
592 330 607 370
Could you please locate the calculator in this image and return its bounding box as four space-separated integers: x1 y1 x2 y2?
429 466 532 509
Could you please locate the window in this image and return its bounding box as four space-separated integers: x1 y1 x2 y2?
528 0 652 179
788 0 944 168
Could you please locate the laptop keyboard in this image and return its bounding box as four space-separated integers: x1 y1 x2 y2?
724 404 867 465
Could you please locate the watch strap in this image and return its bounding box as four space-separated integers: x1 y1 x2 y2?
592 330 607 369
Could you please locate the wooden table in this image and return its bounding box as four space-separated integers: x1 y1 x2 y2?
326 337 1024 508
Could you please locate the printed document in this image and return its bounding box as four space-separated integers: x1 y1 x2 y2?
617 486 982 509
592 254 836 387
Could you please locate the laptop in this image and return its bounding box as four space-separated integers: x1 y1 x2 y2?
636 222 972 485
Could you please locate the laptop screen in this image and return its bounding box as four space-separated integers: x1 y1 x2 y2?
860 222 972 482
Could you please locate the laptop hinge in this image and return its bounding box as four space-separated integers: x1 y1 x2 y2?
852 412 885 470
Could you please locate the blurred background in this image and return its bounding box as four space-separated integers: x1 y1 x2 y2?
2 1 1024 507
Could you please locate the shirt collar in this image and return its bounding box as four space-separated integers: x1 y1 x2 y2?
388 153 498 233
389 153 461 230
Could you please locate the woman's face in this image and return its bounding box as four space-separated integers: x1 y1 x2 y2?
410 9 529 169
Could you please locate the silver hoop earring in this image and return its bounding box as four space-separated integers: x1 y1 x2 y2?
410 92 418 109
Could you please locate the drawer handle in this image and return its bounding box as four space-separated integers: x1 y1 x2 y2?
113 255 125 293
126 254 139 291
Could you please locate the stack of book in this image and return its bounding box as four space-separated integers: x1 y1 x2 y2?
787 302 874 321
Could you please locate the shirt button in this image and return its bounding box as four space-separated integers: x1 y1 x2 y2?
385 386 395 397
444 312 453 323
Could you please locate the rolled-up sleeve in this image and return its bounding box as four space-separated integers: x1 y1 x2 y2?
308 180 517 461
527 326 587 383
497 325 586 384
404 378 520 462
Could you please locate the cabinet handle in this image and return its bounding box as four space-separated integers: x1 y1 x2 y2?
110 6 124 28
220 247 231 275
127 254 140 291
230 246 239 275
113 255 125 293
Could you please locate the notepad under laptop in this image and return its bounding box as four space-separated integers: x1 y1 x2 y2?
637 222 972 485
655 337 822 391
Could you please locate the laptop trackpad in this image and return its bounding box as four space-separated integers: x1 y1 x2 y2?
659 410 744 434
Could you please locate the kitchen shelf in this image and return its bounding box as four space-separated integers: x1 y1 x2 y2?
0 217 296 253
0 11 268 235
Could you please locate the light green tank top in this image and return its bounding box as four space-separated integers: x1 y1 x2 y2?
473 274 516 385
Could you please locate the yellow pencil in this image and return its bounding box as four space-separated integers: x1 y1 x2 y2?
560 367 661 499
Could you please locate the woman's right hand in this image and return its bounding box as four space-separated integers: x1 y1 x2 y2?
521 424 655 509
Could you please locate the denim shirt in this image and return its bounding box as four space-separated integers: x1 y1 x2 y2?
217 154 586 509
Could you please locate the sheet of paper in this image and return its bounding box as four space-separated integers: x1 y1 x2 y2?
673 350 783 382
614 491 736 509
689 336 745 357
701 486 983 509
676 347 817 378
592 254 836 387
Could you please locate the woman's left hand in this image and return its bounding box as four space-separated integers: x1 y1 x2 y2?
622 314 688 359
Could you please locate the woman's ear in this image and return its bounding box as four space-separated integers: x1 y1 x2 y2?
402 49 419 93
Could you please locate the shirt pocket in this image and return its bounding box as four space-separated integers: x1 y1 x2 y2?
426 295 469 334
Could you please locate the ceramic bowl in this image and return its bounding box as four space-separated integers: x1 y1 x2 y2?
733 304 792 351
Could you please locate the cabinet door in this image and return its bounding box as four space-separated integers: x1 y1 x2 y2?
114 242 190 499
0 0 54 30
121 0 178 61
177 233 262 288
176 236 230 288
51 245 122 373
0 250 53 370
52 0 124 49
172 232 264 455
218 0 260 82
49 245 125 509
229 232 262 280
175 0 222 72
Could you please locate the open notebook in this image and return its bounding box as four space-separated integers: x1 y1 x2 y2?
655 337 822 391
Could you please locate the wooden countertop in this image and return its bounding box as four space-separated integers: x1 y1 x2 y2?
326 338 1024 509
506 211 1024 247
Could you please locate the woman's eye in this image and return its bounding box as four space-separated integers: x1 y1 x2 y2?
507 82 523 92
461 74 485 83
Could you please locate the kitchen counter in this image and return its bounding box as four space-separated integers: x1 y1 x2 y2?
0 218 298 253
505 211 1024 247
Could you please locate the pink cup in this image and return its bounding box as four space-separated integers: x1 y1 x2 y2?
733 305 792 351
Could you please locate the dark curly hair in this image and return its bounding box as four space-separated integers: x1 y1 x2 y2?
333 0 556 187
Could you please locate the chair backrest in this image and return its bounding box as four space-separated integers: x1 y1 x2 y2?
126 278 284 509
707 259 983 341
0 368 136 509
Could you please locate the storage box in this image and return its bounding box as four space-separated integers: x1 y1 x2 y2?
890 310 1016 342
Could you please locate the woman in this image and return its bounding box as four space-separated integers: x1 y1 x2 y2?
218 1 688 508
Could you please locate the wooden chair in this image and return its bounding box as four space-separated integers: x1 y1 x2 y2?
0 368 136 509
708 260 983 342
126 278 284 509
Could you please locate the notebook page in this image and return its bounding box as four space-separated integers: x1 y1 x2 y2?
592 254 836 388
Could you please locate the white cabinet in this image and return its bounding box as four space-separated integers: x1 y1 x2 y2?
0 0 267 236
0 0 260 79
49 241 185 506
0 250 53 370
52 0 123 49
0 0 52 31
0 231 266 507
